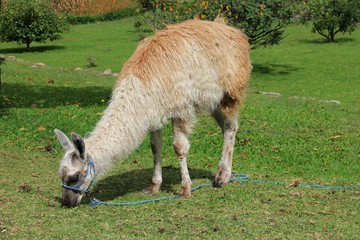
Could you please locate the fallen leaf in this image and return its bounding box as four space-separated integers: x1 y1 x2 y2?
287 178 301 188
38 126 46 131
330 135 341 140
34 146 46 150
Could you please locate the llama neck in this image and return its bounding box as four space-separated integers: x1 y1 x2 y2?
85 76 154 177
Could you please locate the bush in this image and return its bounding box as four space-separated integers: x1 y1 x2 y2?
302 0 360 42
0 0 69 51
136 0 298 48
66 8 137 25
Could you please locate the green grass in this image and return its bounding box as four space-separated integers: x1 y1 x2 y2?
0 17 139 72
1 18 359 239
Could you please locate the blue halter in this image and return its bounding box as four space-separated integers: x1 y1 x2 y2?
62 156 96 195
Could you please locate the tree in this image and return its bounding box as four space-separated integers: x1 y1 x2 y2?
194 0 297 48
136 0 299 48
302 0 360 42
0 0 69 51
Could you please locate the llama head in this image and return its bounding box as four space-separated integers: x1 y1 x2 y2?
54 129 94 208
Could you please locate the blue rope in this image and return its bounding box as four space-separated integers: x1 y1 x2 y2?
88 173 359 207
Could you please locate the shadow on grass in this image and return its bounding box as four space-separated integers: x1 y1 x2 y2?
0 82 111 116
252 63 302 76
89 166 214 202
0 45 65 54
299 37 355 44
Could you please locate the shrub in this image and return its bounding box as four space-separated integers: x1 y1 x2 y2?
66 8 137 24
302 0 360 42
0 0 69 51
136 0 298 48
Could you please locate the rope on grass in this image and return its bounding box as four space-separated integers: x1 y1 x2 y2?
88 173 360 207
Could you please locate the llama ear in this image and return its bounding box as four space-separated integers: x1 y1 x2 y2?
71 132 86 159
54 129 74 152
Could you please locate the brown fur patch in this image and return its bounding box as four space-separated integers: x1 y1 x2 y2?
220 93 240 117
118 19 251 95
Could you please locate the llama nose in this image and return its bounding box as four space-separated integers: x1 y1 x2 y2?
62 199 71 208
62 198 77 208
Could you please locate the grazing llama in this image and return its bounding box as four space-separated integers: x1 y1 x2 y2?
55 17 251 207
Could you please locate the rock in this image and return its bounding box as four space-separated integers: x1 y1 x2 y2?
289 96 300 100
289 96 316 101
74 67 82 71
31 63 46 68
259 91 281 97
112 73 119 78
328 100 341 104
319 100 341 105
103 69 112 76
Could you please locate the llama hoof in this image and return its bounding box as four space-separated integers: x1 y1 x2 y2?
144 183 161 195
212 179 223 187
213 171 231 187
180 185 191 198
212 177 229 187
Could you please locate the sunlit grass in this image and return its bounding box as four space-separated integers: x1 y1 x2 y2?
0 18 359 239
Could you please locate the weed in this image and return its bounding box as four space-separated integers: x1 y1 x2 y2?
19 183 32 193
87 56 98 67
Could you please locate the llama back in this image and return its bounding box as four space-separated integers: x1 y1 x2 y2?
117 19 251 120
81 19 252 177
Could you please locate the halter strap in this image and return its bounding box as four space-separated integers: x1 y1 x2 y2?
62 155 96 194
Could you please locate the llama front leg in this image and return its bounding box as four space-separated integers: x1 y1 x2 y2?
212 109 238 187
147 129 163 194
172 118 193 197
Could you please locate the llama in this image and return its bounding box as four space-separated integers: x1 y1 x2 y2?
55 17 251 207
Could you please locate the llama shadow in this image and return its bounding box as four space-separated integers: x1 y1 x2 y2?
89 166 214 202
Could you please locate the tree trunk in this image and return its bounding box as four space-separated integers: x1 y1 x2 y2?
0 56 4 91
26 41 31 51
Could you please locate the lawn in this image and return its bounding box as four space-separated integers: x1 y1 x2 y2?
0 18 359 239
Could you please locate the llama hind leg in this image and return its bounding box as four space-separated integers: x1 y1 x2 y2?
212 105 239 187
147 129 163 194
172 118 193 197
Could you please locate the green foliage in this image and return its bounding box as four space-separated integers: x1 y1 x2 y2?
302 0 360 42
137 0 178 12
0 0 69 50
65 8 137 25
136 0 298 48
